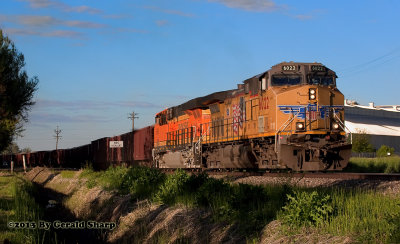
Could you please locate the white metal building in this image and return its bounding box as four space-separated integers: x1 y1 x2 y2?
344 100 400 153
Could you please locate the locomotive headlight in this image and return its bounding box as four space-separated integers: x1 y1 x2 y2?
296 122 305 131
332 122 340 130
309 88 316 100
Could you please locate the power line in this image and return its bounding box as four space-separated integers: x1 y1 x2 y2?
337 47 400 77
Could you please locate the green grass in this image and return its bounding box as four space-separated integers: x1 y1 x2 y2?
0 174 58 243
325 189 400 243
153 170 290 237
345 156 400 173
79 166 400 242
80 166 166 199
279 187 400 243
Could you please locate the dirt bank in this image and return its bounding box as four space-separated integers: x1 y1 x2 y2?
24 167 248 243
24 167 354 244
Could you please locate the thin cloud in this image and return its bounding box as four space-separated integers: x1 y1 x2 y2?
43 30 85 38
35 99 160 110
30 112 109 123
156 20 169 27
294 14 313 20
65 6 102 14
65 20 107 29
113 28 148 34
19 0 102 14
22 0 52 8
207 0 282 12
143 6 195 17
102 14 132 19
1 15 106 29
17 15 57 26
4 28 85 39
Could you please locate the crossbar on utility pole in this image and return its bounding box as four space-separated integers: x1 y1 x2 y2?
128 112 139 131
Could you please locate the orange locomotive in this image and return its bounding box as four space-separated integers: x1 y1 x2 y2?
153 62 352 171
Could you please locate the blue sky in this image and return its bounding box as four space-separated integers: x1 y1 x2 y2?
1 0 399 151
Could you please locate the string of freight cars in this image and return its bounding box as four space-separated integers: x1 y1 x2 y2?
2 62 353 172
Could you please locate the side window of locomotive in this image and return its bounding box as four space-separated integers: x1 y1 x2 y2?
271 75 301 86
261 76 267 91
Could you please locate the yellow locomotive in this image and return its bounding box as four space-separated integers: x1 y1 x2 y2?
153 62 351 171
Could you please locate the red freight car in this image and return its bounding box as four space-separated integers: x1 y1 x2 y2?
91 137 109 170
107 132 135 166
64 144 91 169
134 125 154 166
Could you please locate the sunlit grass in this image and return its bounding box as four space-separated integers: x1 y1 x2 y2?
60 170 76 178
345 156 400 173
79 166 400 242
325 188 400 243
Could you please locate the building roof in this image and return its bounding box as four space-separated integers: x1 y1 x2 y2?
344 101 400 136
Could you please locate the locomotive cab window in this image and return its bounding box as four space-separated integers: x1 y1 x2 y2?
308 75 335 86
271 75 301 86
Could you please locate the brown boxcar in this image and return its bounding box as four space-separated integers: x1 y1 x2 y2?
107 132 134 166
91 137 109 170
134 125 154 166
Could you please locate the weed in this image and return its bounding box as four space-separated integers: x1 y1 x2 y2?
124 166 165 199
154 169 190 204
280 190 333 228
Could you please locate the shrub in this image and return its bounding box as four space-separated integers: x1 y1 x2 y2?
100 166 128 191
352 129 375 153
195 177 230 207
377 145 395 157
154 169 190 204
281 190 333 227
124 167 166 199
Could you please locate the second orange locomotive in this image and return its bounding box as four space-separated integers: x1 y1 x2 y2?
153 62 352 171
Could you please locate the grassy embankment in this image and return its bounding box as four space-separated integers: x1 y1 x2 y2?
345 155 400 173
0 174 58 243
79 166 400 243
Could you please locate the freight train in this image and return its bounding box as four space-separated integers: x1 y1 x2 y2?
1 62 352 171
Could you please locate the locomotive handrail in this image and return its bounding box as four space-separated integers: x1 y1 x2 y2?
332 108 353 144
194 124 210 156
274 109 302 152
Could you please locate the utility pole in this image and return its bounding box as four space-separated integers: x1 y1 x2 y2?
54 126 62 150
128 112 139 131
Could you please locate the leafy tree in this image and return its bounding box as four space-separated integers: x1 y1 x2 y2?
0 30 38 152
21 147 32 153
2 142 20 154
352 129 375 153
377 145 395 157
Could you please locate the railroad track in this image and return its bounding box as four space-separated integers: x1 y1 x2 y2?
163 169 400 181
2 167 400 181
